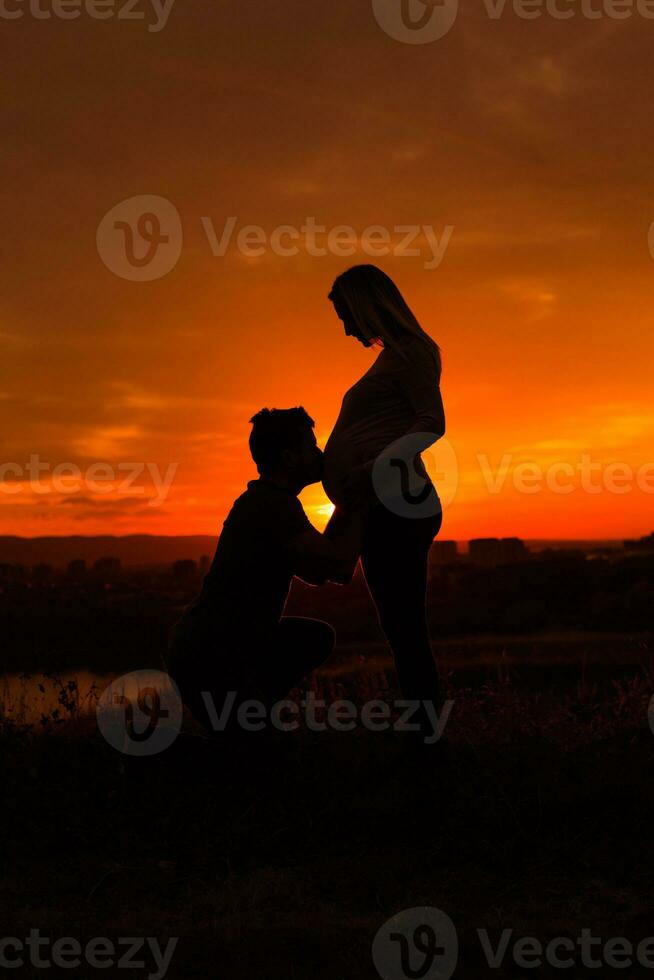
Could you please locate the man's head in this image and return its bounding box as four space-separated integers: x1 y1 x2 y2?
249 407 323 490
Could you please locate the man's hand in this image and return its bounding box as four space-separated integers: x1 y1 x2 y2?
288 508 364 586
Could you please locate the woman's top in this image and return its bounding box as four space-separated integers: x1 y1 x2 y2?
323 336 442 510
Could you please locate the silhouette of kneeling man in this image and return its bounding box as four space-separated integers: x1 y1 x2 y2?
167 408 361 747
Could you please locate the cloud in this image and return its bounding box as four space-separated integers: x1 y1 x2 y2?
59 495 149 508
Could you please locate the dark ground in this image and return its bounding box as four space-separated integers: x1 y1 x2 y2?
3 645 654 979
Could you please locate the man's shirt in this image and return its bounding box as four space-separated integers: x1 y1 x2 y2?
181 479 314 638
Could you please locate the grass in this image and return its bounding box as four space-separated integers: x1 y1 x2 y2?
2 652 654 977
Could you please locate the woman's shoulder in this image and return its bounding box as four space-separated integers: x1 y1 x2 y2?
386 336 440 377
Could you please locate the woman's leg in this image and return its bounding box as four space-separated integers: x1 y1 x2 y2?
360 507 442 730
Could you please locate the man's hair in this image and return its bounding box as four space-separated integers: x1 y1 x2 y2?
249 407 315 475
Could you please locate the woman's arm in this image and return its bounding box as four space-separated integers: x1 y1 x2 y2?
405 381 446 443
401 345 446 443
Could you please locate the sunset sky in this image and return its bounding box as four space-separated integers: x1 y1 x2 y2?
2 2 653 540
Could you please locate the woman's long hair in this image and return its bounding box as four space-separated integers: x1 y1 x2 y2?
329 264 442 379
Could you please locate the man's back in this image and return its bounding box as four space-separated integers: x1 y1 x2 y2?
183 479 313 638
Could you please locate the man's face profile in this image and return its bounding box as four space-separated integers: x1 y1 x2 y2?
293 429 324 487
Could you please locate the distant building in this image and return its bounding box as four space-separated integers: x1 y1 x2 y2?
539 548 587 563
173 559 197 581
431 540 459 564
468 537 529 565
92 557 122 583
624 532 654 553
0 563 26 585
199 554 211 576
32 563 55 584
66 559 87 582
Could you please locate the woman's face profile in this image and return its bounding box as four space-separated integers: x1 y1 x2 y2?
330 294 370 347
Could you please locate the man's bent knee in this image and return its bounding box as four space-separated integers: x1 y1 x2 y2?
312 620 336 660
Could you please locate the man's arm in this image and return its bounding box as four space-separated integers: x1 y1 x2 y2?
287 509 363 586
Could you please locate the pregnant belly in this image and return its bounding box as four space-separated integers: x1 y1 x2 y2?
322 435 361 508
323 425 401 508
323 428 436 511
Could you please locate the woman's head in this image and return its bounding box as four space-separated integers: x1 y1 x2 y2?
328 265 441 375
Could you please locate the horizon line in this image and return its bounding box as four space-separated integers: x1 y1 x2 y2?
1 533 651 543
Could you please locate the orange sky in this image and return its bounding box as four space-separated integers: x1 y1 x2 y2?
1 4 653 540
